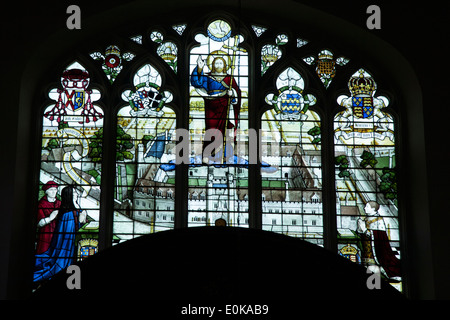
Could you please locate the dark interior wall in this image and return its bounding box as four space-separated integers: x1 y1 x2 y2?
31 227 406 301
1 0 448 299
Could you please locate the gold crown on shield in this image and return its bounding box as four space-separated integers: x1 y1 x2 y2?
349 69 376 96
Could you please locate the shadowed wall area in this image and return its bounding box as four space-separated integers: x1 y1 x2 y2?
31 226 404 300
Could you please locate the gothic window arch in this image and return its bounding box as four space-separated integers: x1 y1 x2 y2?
32 12 404 293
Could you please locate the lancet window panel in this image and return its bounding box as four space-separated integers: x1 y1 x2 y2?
261 109 323 242
261 65 323 244
188 19 250 228
34 62 104 284
113 63 177 244
334 68 401 292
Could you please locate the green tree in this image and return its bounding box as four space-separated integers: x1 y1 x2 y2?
360 150 378 168
58 121 70 130
88 125 135 162
88 127 103 163
44 121 69 151
379 168 397 200
46 138 59 151
335 155 350 178
116 125 134 161
142 134 154 147
307 126 321 144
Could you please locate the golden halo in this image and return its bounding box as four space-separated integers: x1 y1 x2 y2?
206 50 231 71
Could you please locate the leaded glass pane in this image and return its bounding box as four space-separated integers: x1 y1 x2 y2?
262 67 323 245
34 62 103 283
303 49 349 88
261 34 288 75
150 31 178 73
334 68 402 292
90 45 135 83
113 64 176 243
188 19 249 227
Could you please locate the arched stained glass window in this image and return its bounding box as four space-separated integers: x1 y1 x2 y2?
32 13 404 294
114 63 176 242
188 19 249 227
334 69 401 291
35 62 103 282
262 67 322 244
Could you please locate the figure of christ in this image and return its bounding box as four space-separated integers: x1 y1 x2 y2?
190 54 241 162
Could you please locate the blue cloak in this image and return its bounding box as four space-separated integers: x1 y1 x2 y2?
33 210 81 282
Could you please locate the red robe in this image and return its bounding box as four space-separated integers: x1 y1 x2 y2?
372 229 401 278
36 196 61 254
191 67 241 154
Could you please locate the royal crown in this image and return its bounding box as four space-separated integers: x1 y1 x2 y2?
340 244 358 255
349 69 376 96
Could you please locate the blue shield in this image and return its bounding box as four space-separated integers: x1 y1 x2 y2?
352 96 373 118
281 93 302 114
73 91 85 110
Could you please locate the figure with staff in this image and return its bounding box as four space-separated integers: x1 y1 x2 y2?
190 36 246 164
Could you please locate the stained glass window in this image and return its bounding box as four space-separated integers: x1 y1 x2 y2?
334 69 401 291
251 25 267 37
261 34 288 75
34 62 103 283
150 31 178 73
303 49 349 88
114 64 176 242
262 67 322 244
33 15 404 294
90 45 135 83
130 35 143 44
172 24 187 36
188 19 249 227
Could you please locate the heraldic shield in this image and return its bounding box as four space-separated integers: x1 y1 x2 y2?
130 88 163 112
352 96 373 119
72 90 85 111
280 92 302 114
317 59 336 78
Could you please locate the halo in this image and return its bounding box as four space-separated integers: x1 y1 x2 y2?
206 50 231 72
